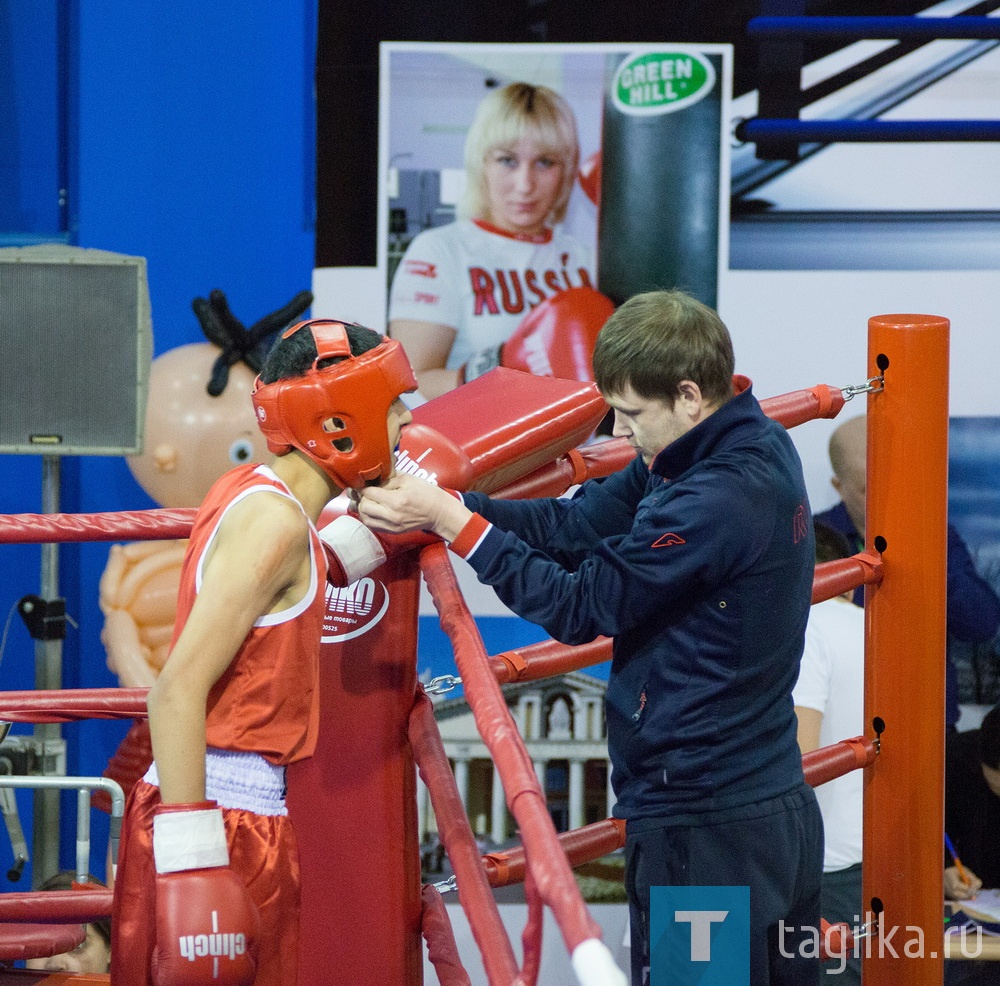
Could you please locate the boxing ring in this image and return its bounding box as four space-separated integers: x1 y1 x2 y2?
0 312 949 984
739 8 1000 160
729 3 1000 272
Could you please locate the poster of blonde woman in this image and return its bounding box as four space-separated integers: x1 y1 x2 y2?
377 42 733 405
358 41 733 629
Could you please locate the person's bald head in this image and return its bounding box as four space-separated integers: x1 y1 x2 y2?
829 415 867 534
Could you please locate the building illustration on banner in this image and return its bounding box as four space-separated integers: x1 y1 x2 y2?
420 671 612 846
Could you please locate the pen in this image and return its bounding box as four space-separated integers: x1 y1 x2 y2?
945 833 971 887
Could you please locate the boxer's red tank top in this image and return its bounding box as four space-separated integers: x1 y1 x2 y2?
170 463 327 765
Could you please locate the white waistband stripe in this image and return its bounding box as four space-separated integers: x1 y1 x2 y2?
144 747 288 817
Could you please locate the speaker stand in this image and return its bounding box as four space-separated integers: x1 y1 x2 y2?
33 455 63 884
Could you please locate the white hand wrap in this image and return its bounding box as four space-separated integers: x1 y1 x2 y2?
461 343 503 382
152 806 229 874
320 515 387 583
571 938 629 986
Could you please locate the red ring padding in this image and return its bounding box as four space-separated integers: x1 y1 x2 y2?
0 887 113 965
802 736 877 788
0 972 108 984
0 889 113 925
419 885 471 986
0 508 195 544
0 924 85 962
0 689 148 723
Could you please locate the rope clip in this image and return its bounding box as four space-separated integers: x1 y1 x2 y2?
425 675 462 696
841 377 884 402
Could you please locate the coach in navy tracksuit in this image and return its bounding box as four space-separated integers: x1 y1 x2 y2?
360 289 823 986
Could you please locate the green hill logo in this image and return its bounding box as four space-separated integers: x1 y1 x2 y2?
612 51 716 116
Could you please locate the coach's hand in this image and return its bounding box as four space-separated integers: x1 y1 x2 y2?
359 475 471 543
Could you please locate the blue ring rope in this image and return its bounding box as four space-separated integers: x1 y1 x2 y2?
748 16 1000 40
740 118 1000 143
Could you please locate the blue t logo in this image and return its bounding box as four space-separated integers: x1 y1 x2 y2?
674 910 729 961
651 887 750 985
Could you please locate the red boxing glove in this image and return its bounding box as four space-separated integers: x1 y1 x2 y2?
460 287 614 384
151 801 260 986
393 422 475 490
501 287 614 383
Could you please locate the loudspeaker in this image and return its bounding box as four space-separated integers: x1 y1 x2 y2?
0 244 152 456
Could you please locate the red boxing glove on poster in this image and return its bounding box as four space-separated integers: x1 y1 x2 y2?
462 287 614 384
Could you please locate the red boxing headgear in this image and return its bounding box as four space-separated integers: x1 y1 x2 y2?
251 319 417 490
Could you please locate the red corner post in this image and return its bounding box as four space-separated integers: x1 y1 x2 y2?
288 552 424 985
863 314 949 986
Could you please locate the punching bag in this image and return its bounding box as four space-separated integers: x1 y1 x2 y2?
597 48 726 309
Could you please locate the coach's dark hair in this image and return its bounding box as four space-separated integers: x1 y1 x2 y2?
592 289 735 408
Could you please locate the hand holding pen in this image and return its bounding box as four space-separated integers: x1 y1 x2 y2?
945 833 983 900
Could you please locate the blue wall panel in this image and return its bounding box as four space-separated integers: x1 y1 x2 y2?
0 0 316 886
0 0 65 240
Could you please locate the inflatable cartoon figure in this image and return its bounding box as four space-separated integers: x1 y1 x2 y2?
96 289 312 810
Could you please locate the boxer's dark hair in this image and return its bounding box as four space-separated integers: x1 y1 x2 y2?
259 322 384 384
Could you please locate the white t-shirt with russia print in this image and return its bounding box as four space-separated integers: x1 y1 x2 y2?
388 217 595 371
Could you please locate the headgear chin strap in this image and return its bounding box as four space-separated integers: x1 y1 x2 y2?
251 319 417 490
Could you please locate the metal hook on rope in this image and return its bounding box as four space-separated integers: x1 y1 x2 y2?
851 918 879 941
432 875 457 895
841 377 884 402
425 674 462 696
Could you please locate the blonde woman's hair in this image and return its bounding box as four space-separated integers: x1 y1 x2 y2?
459 82 580 227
